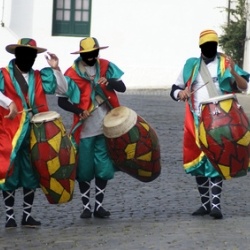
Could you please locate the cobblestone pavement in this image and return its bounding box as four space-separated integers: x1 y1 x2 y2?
0 90 250 250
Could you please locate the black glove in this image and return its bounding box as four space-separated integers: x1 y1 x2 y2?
170 84 184 101
58 97 83 115
106 78 126 92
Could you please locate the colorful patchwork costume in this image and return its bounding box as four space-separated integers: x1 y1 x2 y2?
58 37 126 219
0 38 69 227
170 30 249 219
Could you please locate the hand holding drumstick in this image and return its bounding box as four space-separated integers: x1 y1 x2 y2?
178 86 190 102
178 82 209 102
4 104 45 119
79 97 111 120
4 102 18 120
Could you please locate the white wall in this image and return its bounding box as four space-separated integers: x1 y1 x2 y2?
92 0 228 89
0 0 228 89
9 0 33 37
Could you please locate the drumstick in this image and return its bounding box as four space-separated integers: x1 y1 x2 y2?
17 104 45 114
89 96 111 114
4 105 45 118
189 81 209 96
177 82 208 102
77 96 111 123
18 108 33 114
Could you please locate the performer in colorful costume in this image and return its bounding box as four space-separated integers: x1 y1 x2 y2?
170 30 249 219
58 37 126 218
0 38 70 228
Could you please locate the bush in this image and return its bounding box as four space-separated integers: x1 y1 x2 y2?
219 0 247 67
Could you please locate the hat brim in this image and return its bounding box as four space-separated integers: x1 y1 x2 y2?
6 44 47 54
70 46 109 54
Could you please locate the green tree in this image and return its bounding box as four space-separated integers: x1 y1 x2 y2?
219 0 247 67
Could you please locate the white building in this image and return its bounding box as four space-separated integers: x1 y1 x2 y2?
0 0 228 89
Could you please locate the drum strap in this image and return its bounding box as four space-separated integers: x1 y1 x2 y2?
13 62 28 98
200 59 219 98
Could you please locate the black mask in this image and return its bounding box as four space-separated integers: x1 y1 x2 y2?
15 47 37 73
200 42 217 59
80 49 99 66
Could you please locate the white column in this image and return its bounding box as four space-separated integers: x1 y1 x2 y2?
243 0 250 72
243 0 250 92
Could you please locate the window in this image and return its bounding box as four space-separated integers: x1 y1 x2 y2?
52 0 92 37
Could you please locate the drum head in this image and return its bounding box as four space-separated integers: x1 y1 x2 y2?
200 94 236 105
31 111 60 123
103 106 137 138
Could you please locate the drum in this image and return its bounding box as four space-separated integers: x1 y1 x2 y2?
199 94 250 180
30 111 76 204
103 106 161 182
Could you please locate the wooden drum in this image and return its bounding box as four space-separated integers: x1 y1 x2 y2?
103 106 161 182
30 111 76 204
199 94 250 180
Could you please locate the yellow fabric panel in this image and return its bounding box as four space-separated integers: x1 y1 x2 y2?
137 151 152 162
218 164 231 180
199 122 208 148
237 131 250 146
47 157 60 175
59 189 71 203
140 122 149 131
220 99 233 113
138 169 152 177
48 132 62 153
50 177 64 194
125 143 136 159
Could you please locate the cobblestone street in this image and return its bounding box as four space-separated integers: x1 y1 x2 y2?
0 90 250 250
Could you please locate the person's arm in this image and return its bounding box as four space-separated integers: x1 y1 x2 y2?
106 78 126 92
104 61 125 92
58 96 91 120
53 70 68 94
170 69 187 101
0 92 18 119
58 97 82 115
231 70 248 92
5 102 18 120
45 52 68 94
170 84 184 101
98 77 126 93
225 55 248 92
0 91 13 109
